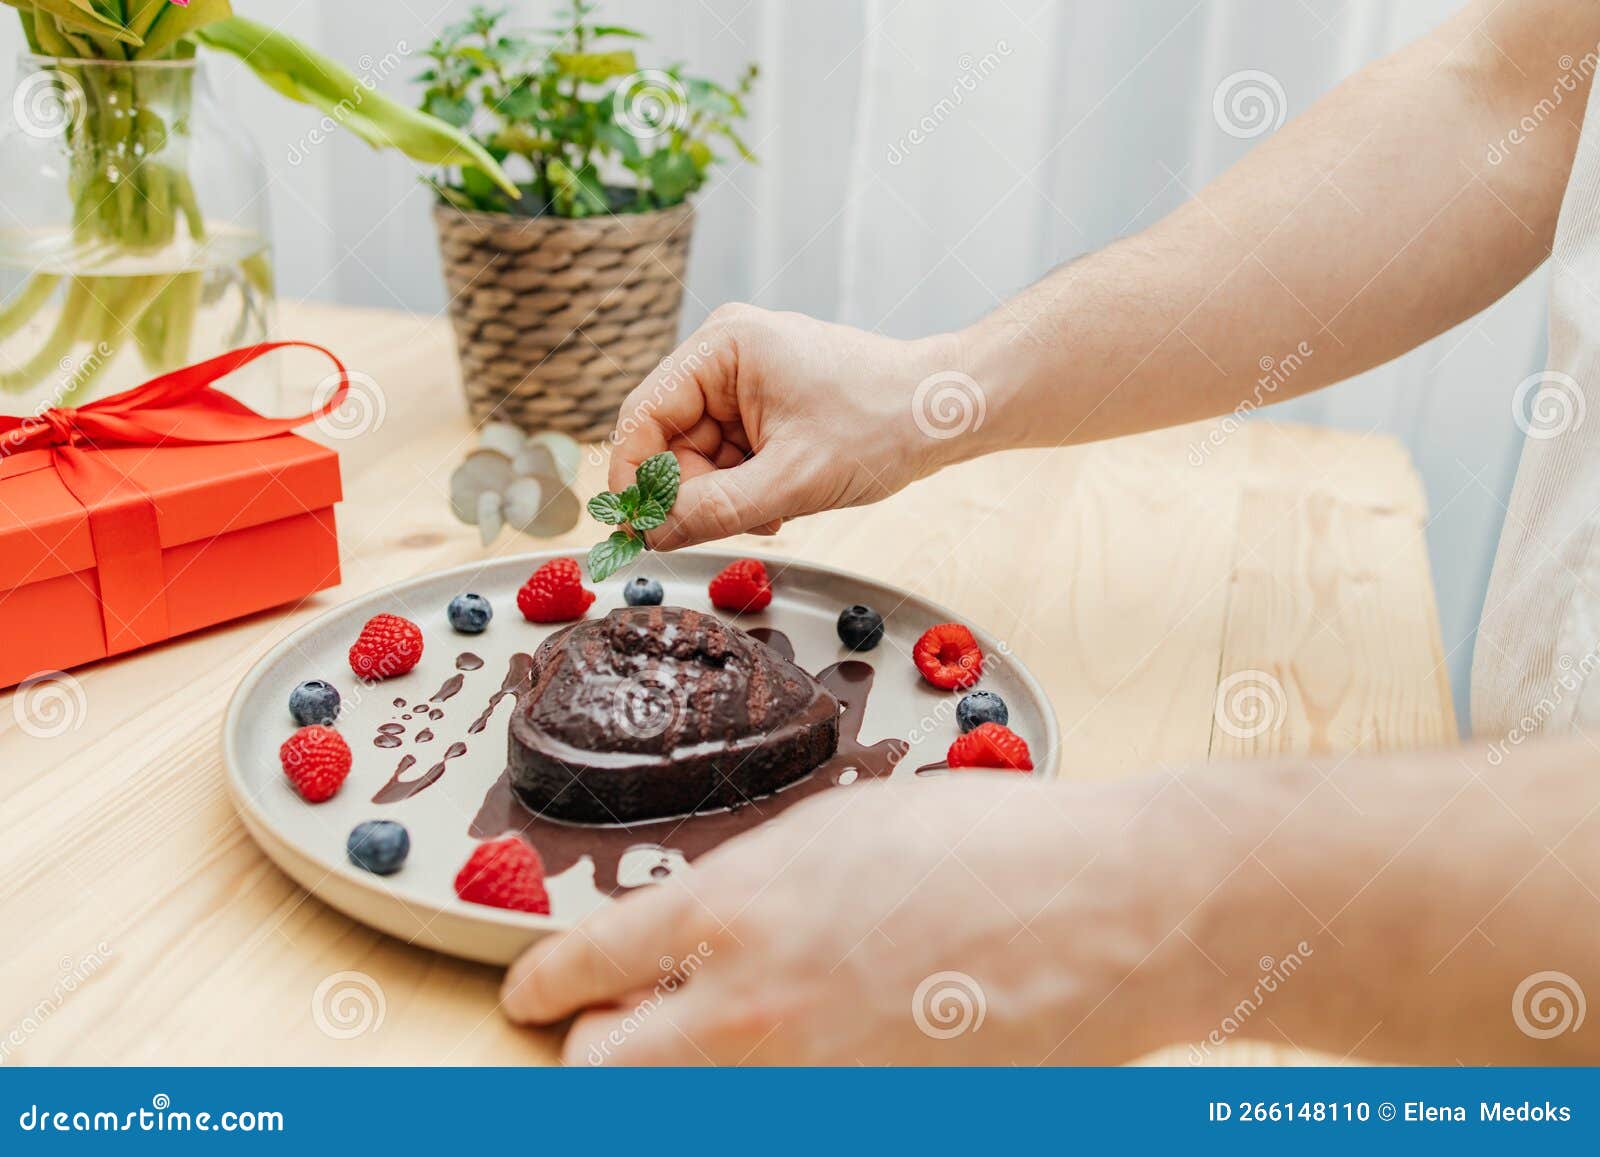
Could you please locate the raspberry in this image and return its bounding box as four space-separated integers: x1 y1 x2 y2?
912 622 983 689
517 557 596 623
454 837 551 914
947 722 1033 771
348 613 424 681
279 725 353 802
709 558 772 613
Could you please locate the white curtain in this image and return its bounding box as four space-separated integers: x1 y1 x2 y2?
0 1 1540 726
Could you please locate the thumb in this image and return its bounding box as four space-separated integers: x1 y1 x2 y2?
649 455 806 550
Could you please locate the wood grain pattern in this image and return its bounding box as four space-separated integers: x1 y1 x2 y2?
0 303 1453 1064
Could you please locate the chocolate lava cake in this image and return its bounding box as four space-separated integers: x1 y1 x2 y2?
508 606 840 823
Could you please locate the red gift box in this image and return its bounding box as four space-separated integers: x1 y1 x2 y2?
0 343 346 690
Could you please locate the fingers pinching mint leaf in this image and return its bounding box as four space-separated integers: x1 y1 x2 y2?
636 452 681 510
585 453 682 580
589 530 646 581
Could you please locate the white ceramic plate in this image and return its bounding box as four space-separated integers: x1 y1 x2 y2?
223 549 1061 964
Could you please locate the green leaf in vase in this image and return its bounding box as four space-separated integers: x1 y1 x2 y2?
13 0 145 45
195 15 520 198
137 0 233 59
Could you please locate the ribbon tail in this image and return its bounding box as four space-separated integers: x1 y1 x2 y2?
46 341 353 449
53 444 170 656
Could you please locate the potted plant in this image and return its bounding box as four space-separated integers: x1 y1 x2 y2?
419 2 756 440
0 1 514 413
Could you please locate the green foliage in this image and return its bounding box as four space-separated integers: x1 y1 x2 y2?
4 3 515 195
586 451 680 580
588 530 644 581
197 17 517 196
419 0 757 218
0 0 517 395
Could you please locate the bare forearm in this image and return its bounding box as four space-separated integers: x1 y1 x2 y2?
957 0 1597 453
1161 736 1600 1063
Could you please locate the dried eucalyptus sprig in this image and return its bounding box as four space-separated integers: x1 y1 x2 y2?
450 423 582 546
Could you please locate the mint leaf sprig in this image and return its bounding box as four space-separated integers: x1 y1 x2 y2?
586 451 681 580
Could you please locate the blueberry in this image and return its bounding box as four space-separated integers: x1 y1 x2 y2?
956 690 1009 733
448 592 493 634
289 679 340 726
624 576 665 606
836 604 885 651
347 820 410 876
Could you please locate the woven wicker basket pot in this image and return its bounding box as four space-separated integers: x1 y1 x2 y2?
433 201 694 440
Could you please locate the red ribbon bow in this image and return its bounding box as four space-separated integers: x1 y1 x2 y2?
0 341 349 657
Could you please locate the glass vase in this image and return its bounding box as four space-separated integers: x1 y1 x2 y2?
0 55 276 416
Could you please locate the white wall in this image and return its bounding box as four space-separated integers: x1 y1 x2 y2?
0 1 1541 729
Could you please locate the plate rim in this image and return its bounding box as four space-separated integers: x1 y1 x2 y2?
222 547 1063 943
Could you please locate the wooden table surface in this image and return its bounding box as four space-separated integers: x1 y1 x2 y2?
0 302 1456 1065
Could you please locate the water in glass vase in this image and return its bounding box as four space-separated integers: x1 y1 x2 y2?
0 223 275 418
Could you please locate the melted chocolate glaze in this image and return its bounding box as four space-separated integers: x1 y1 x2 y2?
468 653 533 735
373 721 406 750
373 742 468 804
366 651 492 777
469 631 906 895
748 626 795 662
376 754 416 790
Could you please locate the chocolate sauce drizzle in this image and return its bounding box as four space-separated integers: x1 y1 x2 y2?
467 653 533 735
468 629 908 896
366 651 501 802
372 743 467 804
748 626 794 662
